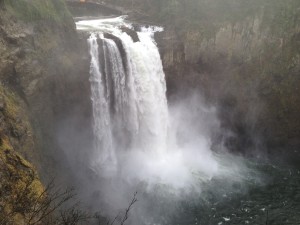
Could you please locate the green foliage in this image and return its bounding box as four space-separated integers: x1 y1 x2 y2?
157 0 300 38
3 0 72 23
103 0 300 40
261 0 300 36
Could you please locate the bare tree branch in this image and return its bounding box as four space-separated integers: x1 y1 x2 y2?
120 191 138 225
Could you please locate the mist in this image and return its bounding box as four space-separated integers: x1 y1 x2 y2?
52 17 264 225
77 90 261 225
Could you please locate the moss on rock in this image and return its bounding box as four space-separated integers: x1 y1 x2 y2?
3 0 73 24
0 135 44 224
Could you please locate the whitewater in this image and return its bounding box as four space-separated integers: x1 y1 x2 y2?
75 16 252 225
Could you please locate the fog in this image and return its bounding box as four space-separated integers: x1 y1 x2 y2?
74 91 260 225
55 16 263 225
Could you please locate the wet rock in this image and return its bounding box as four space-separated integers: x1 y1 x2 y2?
103 33 128 69
121 26 140 42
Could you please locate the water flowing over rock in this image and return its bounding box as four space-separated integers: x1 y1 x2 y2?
79 17 168 176
88 33 117 175
74 17 239 225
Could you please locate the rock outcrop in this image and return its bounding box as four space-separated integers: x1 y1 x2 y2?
0 0 93 208
158 10 300 153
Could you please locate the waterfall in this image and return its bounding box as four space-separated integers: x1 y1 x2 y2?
82 17 169 175
71 16 254 225
88 33 117 175
77 16 220 192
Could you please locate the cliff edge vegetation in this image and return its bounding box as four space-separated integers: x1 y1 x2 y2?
1 0 72 23
0 0 92 223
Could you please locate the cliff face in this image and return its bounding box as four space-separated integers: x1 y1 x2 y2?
152 4 299 153
0 0 93 188
0 1 95 221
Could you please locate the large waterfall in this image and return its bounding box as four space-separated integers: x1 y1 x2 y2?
75 16 249 225
76 14 220 195
79 17 169 177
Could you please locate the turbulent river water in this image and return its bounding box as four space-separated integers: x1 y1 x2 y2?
75 16 300 225
170 159 300 225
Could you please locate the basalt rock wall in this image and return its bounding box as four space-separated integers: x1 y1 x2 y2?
157 15 300 153
0 0 93 183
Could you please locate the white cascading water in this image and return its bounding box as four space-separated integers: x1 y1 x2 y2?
78 16 223 189
80 17 170 178
88 33 117 175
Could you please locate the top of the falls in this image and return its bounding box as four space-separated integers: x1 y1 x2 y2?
76 16 129 32
75 15 163 35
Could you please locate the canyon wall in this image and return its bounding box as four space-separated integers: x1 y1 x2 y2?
0 0 93 185
156 4 300 152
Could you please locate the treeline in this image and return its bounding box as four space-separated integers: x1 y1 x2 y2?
102 0 300 37
1 0 72 22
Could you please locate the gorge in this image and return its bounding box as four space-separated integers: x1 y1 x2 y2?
0 0 300 225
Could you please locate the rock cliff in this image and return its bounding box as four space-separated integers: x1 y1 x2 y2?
0 1 93 219
156 3 300 152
